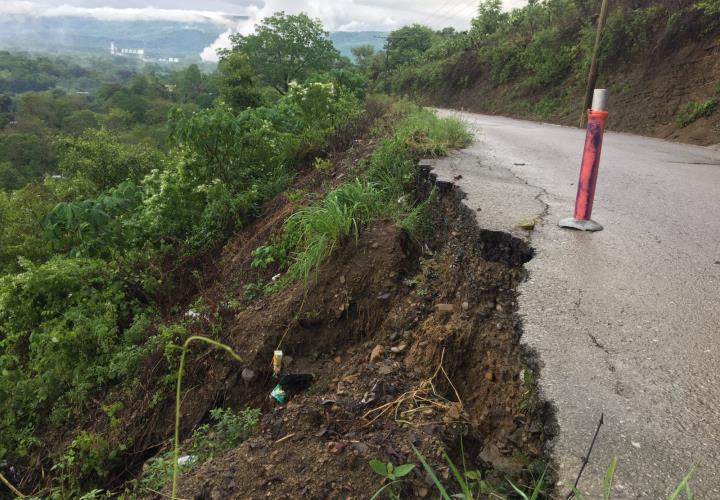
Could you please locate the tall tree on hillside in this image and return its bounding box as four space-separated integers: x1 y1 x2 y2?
226 12 339 94
471 0 506 39
386 25 435 68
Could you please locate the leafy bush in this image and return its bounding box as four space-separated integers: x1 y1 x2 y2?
132 407 259 494
56 128 165 192
522 28 577 88
43 181 143 256
51 431 122 497
0 257 152 459
190 407 260 460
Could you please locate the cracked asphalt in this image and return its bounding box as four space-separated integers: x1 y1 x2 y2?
433 110 720 498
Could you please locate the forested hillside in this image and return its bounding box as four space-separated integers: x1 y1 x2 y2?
0 51 222 192
365 0 720 145
2 12 546 500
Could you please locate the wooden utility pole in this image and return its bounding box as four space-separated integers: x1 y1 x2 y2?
580 0 610 127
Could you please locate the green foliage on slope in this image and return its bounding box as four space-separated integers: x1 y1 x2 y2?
0 12 367 475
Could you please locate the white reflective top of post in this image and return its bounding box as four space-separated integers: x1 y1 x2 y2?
592 89 608 111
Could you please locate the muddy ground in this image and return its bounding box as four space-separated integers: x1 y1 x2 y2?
153 173 556 499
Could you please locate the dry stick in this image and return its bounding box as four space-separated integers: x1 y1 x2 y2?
0 472 25 498
566 413 605 499
363 347 465 428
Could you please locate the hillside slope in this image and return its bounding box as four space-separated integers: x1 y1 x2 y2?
434 26 720 145
384 0 720 146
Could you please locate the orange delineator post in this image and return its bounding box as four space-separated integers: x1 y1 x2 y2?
559 89 608 232
574 109 608 221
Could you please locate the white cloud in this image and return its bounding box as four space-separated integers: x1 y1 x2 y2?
200 29 233 61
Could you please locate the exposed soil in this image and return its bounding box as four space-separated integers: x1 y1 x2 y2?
423 23 720 146
157 176 555 499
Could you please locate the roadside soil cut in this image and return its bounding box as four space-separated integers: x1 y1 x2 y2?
161 177 556 499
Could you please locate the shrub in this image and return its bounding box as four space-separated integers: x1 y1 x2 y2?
0 257 152 459
52 431 120 496
56 128 164 192
132 407 259 493
190 407 260 460
676 98 718 127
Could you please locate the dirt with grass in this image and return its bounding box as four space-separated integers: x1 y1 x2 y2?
151 173 555 499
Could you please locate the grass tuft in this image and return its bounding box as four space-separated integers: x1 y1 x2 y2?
272 103 471 288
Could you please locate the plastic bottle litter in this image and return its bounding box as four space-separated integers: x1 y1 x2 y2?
269 374 314 404
177 455 196 466
272 350 283 377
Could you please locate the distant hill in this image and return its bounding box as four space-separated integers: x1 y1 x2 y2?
0 16 231 62
0 16 387 63
329 32 387 59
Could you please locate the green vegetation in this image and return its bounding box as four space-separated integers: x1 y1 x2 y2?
358 0 720 123
373 444 692 500
369 459 415 499
0 73 362 467
0 53 219 190
676 98 718 127
68 406 259 498
254 103 470 288
0 12 371 496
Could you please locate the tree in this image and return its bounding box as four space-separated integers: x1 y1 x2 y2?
226 12 339 94
0 161 24 191
386 25 435 68
350 45 375 72
217 51 262 110
56 128 164 191
471 0 507 39
62 110 100 135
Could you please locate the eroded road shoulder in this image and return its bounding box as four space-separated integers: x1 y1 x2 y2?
432 109 720 498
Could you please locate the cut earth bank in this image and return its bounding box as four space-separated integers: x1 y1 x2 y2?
162 144 557 498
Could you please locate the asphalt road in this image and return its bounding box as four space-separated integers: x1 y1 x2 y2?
432 110 720 498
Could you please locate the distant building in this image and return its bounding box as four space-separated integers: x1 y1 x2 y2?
110 42 179 64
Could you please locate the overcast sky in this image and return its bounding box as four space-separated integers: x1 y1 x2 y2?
0 0 528 32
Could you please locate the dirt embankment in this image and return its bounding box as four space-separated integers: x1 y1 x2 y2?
426 27 720 146
157 170 556 499
26 127 555 498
